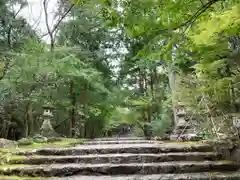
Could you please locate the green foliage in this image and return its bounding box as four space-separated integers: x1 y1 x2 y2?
0 0 122 139
150 109 173 137
189 4 240 45
104 107 140 133
1 0 239 140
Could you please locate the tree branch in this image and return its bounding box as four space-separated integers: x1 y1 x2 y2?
1 5 24 81
151 0 221 36
199 0 205 6
43 0 54 50
7 5 23 48
144 0 221 51
0 57 14 81
41 1 74 42
181 0 220 31
52 4 74 35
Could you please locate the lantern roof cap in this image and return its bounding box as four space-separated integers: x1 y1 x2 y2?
177 102 185 106
42 103 55 110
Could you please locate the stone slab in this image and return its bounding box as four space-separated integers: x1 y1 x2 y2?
17 143 213 156
92 137 145 141
2 172 240 180
1 161 239 177
48 172 240 180
12 152 220 164
81 140 163 145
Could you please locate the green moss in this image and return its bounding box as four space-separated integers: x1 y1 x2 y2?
47 137 62 143
0 139 81 179
0 164 28 170
0 155 25 164
0 176 41 180
0 138 83 165
8 156 27 164
18 138 83 149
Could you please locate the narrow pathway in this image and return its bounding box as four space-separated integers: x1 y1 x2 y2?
1 137 240 179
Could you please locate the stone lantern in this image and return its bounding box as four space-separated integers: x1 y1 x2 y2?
233 116 240 136
233 116 240 128
170 102 199 141
176 102 187 126
40 104 56 137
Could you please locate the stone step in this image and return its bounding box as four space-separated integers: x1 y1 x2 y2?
48 172 240 180
81 140 163 145
17 143 213 156
93 137 145 141
11 152 220 164
1 161 239 177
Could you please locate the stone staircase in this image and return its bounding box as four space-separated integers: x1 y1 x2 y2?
1 137 240 179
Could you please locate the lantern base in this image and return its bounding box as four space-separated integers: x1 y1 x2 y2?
40 119 58 137
170 120 199 141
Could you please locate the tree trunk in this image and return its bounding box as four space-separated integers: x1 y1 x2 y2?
139 69 144 94
144 71 147 92
150 71 154 98
28 104 34 136
225 62 238 112
24 103 30 137
69 80 76 137
81 84 87 138
168 64 178 126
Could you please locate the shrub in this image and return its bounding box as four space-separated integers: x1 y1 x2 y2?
150 112 173 137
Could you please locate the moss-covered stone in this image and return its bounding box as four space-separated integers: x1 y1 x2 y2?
0 138 82 167
47 137 62 143
7 152 220 165
0 161 239 177
0 155 25 165
18 138 33 146
48 173 240 180
0 175 41 180
17 138 81 149
0 139 17 148
33 137 48 144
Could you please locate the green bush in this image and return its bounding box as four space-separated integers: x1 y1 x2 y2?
133 126 144 137
150 112 173 137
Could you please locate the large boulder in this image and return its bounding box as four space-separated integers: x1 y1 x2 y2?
0 138 17 148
